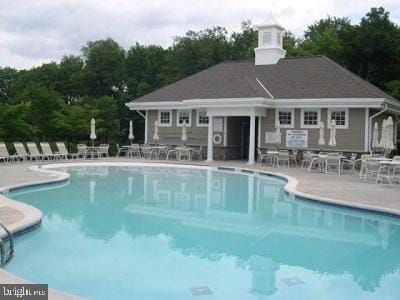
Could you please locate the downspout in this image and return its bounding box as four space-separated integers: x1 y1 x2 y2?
368 104 388 152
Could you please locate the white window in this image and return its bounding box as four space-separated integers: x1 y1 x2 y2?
177 110 191 127
196 109 209 127
301 108 321 128
262 32 271 45
276 32 281 45
327 108 349 129
158 110 172 127
275 109 294 128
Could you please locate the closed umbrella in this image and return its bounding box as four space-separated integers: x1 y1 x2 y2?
128 120 134 145
386 116 395 151
372 122 379 150
181 120 188 144
275 125 281 145
379 119 387 149
328 119 336 147
318 121 325 146
153 120 159 142
90 118 96 146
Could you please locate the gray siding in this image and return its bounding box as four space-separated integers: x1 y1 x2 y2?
260 108 366 152
147 110 208 145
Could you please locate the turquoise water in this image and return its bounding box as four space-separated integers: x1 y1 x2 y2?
5 165 400 299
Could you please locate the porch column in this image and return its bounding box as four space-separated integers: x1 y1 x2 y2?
207 116 213 162
248 115 256 164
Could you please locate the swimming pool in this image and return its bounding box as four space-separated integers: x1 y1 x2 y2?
5 164 400 299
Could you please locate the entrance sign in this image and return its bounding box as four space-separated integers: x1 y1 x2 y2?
265 132 277 144
286 130 308 148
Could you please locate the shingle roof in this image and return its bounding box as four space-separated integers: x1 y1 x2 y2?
131 55 396 103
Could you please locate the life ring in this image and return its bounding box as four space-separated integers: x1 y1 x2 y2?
213 133 222 145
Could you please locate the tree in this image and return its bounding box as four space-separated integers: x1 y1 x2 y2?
0 67 18 103
81 38 126 96
58 55 87 103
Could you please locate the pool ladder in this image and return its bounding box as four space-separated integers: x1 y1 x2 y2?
0 221 14 267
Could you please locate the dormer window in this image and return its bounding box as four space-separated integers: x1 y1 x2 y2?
276 32 281 46
262 32 271 45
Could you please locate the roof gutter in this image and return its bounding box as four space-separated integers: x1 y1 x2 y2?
368 104 388 152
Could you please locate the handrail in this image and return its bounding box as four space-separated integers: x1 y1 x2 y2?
0 221 14 267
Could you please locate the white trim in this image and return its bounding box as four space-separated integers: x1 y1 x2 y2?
126 97 400 110
364 108 369 152
257 117 262 148
196 109 209 127
275 108 295 129
158 110 172 127
256 78 274 98
223 117 227 146
327 108 349 129
176 109 192 127
144 110 148 143
300 108 321 129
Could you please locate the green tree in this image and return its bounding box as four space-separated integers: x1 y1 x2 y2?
0 67 18 103
58 55 87 103
81 38 126 96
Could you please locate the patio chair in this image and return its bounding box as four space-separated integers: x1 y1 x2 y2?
40 142 62 160
116 143 129 157
178 147 192 161
359 154 372 179
13 143 29 161
141 146 155 159
56 142 77 159
363 159 380 182
289 150 298 167
341 153 357 173
0 143 21 163
301 151 313 168
274 150 290 168
325 153 341 174
129 144 142 158
26 142 46 161
76 144 87 159
99 144 109 158
166 147 178 160
191 146 203 161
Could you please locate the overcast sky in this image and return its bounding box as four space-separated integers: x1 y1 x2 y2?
1 0 399 70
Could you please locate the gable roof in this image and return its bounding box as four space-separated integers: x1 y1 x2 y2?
130 55 396 103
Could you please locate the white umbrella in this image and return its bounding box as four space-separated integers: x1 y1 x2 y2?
372 122 379 150
181 120 188 143
318 121 325 146
379 119 387 149
328 119 336 147
275 125 281 145
386 116 395 151
90 118 96 146
128 120 134 144
153 120 159 141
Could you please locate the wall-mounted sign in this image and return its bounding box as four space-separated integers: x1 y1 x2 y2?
265 132 278 144
286 130 308 148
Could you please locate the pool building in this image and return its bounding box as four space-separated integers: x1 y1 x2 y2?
127 16 400 164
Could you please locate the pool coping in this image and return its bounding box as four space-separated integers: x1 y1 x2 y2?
1 160 400 299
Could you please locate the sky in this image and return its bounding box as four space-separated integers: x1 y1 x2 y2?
0 0 399 70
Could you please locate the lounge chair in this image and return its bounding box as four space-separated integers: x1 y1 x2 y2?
26 142 46 161
13 143 29 161
56 142 79 159
40 142 62 160
0 143 21 163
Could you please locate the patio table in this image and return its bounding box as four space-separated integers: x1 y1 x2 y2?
308 154 345 173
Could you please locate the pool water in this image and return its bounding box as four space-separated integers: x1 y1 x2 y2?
6 165 400 299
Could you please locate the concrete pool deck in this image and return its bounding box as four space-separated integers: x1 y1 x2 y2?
0 159 399 299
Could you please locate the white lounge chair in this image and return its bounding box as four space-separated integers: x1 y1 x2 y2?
13 143 29 161
26 142 46 161
56 142 79 159
0 143 21 163
40 142 62 160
